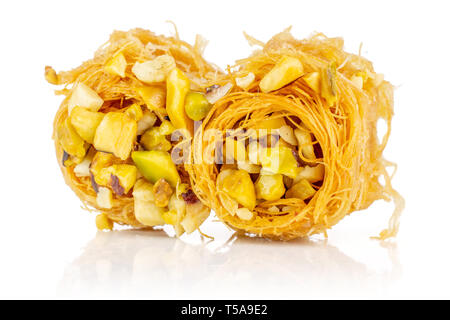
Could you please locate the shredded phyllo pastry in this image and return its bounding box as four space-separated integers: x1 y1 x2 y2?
49 28 218 234
187 29 404 240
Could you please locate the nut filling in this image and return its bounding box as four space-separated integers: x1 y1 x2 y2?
50 28 217 235
214 115 324 219
187 29 403 241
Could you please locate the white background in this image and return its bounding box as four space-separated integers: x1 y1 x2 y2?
0 0 449 299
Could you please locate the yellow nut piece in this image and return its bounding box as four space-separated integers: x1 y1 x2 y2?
168 194 187 236
320 62 337 106
159 120 175 136
90 152 118 184
259 146 301 179
303 72 320 92
184 92 212 121
93 112 137 160
153 178 173 208
132 55 176 84
104 164 137 195
255 173 286 201
285 179 316 200
137 111 157 135
136 86 166 112
237 161 260 174
162 210 178 225
140 127 172 152
294 164 325 184
96 213 114 231
235 72 255 90
181 201 210 234
278 125 297 146
97 187 113 209
132 150 180 188
236 207 253 221
67 82 104 115
57 118 86 159
218 169 256 210
254 116 286 131
70 106 105 144
133 179 165 226
124 103 144 121
260 55 304 93
166 68 193 134
45 66 59 85
74 158 92 177
104 52 127 78
250 116 287 140
294 127 316 161
176 183 190 198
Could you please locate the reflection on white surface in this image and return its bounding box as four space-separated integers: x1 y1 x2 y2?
58 229 401 299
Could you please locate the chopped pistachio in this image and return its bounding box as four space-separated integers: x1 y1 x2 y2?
260 56 304 93
294 127 316 161
45 66 59 85
162 210 178 226
74 158 92 177
181 201 210 234
237 161 261 174
166 68 193 132
235 72 255 89
236 208 253 221
133 179 165 226
153 178 173 207
294 164 325 184
168 194 186 237
320 62 337 106
267 206 280 213
70 106 104 144
104 53 127 78
131 150 180 188
57 118 86 159
278 125 297 145
124 103 144 121
184 92 212 121
136 86 166 112
132 55 176 84
255 174 285 201
97 187 113 209
218 169 256 210
93 112 137 160
159 120 175 136
205 83 233 104
259 146 301 179
303 72 320 92
67 82 103 115
106 164 137 195
285 179 316 200
137 111 157 135
140 126 172 152
95 213 114 231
